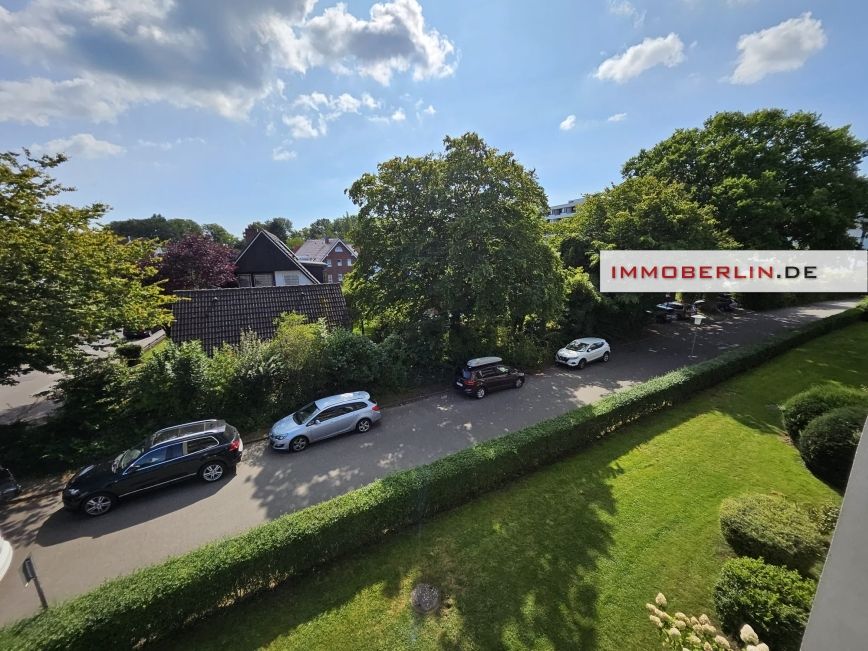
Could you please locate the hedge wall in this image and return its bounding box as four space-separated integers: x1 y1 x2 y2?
1 301 865 651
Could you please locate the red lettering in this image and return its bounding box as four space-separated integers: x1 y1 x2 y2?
700 266 712 279
716 266 730 279
620 266 637 279
758 266 773 279
641 266 657 279
682 266 695 279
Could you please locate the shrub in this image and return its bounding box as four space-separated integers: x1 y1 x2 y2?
114 343 142 365
780 384 868 442
0 304 863 650
714 557 816 651
799 405 866 489
322 328 385 390
131 341 211 425
805 503 840 537
645 592 769 650
719 494 825 573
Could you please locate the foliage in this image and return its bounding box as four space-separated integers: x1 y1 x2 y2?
719 494 825 574
805 503 840 537
106 213 202 242
157 233 238 291
322 329 386 390
243 217 294 243
347 132 565 349
201 223 240 248
713 557 816 651
295 213 359 241
622 109 868 249
799 405 866 489
646 592 769 651
114 343 143 365
131 341 211 426
0 151 174 384
1 305 860 650
780 384 868 442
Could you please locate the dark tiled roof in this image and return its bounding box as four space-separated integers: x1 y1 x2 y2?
170 285 350 353
294 238 357 261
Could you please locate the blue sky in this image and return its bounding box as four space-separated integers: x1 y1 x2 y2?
0 0 863 235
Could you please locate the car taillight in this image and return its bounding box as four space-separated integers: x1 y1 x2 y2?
372 404 380 411
464 379 476 386
228 437 241 453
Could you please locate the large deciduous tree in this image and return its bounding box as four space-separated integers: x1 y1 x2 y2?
622 109 868 249
107 214 202 242
346 133 564 334
157 234 238 291
0 152 173 384
242 217 294 244
202 223 240 248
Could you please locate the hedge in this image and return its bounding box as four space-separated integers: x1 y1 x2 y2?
780 384 868 442
1 301 865 651
719 494 825 574
713 556 816 651
799 404 867 489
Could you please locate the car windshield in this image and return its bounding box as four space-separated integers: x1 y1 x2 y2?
566 342 588 352
461 369 472 379
293 402 318 425
112 441 146 472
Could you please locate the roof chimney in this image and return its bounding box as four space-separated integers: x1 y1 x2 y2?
324 236 330 244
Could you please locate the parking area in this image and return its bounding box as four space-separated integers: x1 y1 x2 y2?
0 299 858 624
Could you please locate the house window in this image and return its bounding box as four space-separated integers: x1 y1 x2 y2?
237 274 252 287
337 259 342 267
326 259 332 267
253 273 274 287
327 273 333 282
335 245 343 252
347 258 353 266
338 273 343 281
278 271 300 286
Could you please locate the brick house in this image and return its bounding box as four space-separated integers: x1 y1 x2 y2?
294 237 358 284
234 230 325 287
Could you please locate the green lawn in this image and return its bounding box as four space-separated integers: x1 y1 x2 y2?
157 323 868 651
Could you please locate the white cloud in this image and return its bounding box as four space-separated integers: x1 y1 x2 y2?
608 1 645 28
391 108 407 122
0 0 456 124
137 136 205 150
272 146 297 161
607 112 628 122
729 13 827 84
282 114 327 138
361 93 380 109
423 104 436 115
559 114 577 131
29 133 125 158
595 33 686 83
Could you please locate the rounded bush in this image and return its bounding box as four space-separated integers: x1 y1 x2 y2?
719 494 825 573
714 556 816 651
780 384 868 442
799 405 866 489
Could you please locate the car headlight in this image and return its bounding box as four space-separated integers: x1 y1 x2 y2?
65 488 81 496
272 433 286 440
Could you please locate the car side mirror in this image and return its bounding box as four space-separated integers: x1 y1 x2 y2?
310 419 321 426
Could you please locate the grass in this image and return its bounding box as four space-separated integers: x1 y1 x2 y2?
155 322 868 651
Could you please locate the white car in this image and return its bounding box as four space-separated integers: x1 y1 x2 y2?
555 337 611 369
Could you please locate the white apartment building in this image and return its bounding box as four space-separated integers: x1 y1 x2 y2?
546 198 583 223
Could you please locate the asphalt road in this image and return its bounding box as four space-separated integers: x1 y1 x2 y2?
0 299 860 625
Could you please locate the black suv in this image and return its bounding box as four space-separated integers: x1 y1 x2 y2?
63 420 243 516
454 356 525 399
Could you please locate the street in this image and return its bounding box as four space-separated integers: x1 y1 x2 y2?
0 299 859 625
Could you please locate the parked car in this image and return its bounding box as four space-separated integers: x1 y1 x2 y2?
0 465 21 503
555 337 611 369
269 392 381 452
62 419 243 516
454 357 525 399
651 304 676 323
715 293 739 312
661 301 697 321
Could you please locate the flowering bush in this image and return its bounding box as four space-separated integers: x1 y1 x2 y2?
646 592 769 651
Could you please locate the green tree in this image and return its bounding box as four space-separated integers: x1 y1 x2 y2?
202 223 240 248
0 151 174 384
347 133 564 336
622 109 868 249
107 214 202 241
243 217 294 243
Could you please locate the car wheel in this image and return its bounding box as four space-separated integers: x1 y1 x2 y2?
475 386 486 399
514 377 524 389
199 462 226 482
602 351 610 362
81 492 116 517
356 418 372 433
578 358 587 370
289 435 309 452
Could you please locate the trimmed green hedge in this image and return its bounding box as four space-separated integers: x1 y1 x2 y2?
800 405 867 489
719 494 825 574
1 302 864 651
713 556 816 651
780 384 868 442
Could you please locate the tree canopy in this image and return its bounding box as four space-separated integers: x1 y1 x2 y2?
107 214 202 242
0 152 173 383
346 133 564 333
622 109 868 249
243 217 293 243
157 234 238 291
202 223 241 248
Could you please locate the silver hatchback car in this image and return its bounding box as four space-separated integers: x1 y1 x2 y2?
269 392 381 452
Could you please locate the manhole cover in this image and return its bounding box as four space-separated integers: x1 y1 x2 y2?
410 583 441 614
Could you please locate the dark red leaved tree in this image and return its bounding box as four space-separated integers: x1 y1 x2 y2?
158 234 237 291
